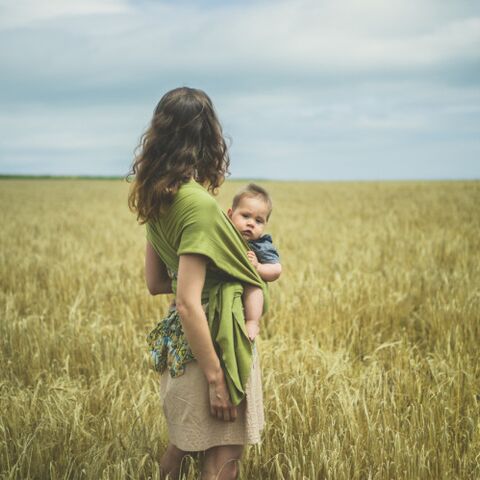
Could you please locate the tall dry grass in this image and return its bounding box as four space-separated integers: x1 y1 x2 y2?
0 179 479 479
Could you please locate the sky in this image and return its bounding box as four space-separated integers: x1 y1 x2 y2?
0 0 479 180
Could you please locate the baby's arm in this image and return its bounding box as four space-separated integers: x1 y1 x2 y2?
246 251 282 282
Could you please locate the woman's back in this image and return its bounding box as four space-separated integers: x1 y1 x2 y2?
146 180 227 301
147 179 261 304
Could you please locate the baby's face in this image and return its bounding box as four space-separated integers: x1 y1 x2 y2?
228 196 269 241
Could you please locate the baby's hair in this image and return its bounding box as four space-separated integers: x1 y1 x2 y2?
232 183 273 220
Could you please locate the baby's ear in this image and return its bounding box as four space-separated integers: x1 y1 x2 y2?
227 208 233 218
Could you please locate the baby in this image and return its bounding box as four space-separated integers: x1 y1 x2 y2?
227 183 282 341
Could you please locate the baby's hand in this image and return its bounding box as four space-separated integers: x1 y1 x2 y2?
245 321 260 341
247 251 259 269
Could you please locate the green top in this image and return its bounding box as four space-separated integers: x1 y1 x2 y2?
146 180 268 406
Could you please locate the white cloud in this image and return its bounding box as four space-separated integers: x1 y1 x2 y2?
106 1 480 75
1 0 479 88
0 0 131 30
0 0 478 178
0 103 147 151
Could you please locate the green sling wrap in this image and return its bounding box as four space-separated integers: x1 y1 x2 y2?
146 180 269 406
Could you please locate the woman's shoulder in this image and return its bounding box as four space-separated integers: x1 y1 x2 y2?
175 181 218 212
146 182 214 229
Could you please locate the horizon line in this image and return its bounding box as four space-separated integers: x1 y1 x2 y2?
0 174 478 183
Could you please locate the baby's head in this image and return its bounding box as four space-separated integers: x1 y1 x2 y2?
228 183 272 241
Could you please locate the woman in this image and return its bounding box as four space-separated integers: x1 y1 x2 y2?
128 87 267 480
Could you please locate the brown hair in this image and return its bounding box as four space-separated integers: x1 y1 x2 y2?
127 87 230 223
232 183 273 220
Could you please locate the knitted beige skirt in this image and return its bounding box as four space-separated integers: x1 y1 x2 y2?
159 344 265 452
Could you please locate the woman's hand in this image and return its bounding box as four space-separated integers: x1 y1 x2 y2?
208 370 238 422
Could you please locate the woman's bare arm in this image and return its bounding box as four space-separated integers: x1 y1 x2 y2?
145 241 173 295
176 253 237 422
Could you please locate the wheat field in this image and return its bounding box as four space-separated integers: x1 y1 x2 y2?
0 179 479 479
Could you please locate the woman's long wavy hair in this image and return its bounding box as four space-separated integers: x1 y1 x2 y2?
127 87 230 223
